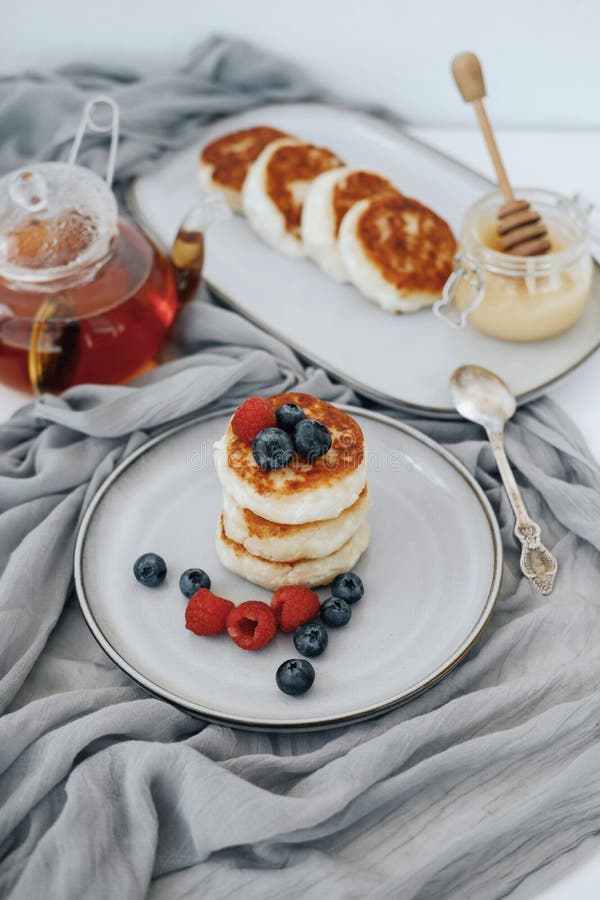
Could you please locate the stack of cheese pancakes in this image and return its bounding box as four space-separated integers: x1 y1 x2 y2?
214 393 371 590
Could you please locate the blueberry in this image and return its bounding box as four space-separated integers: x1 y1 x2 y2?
331 572 364 604
320 596 352 627
293 418 332 461
275 403 306 433
133 553 167 588
293 621 328 657
276 659 315 696
179 568 211 599
252 427 294 470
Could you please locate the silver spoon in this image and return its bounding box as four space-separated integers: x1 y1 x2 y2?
450 364 557 595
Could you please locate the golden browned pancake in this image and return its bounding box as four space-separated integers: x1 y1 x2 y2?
198 126 288 211
301 167 400 280
242 141 344 257
216 516 371 590
264 143 344 238
339 193 457 313
213 392 367 524
222 486 370 561
332 171 397 234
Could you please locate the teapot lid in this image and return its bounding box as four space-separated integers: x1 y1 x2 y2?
0 97 120 289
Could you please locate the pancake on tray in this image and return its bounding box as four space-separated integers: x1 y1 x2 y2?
242 139 344 257
338 192 457 313
198 126 288 212
301 167 398 281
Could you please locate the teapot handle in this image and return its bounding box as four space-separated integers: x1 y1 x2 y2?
68 96 120 187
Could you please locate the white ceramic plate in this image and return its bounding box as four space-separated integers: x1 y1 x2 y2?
74 407 502 731
128 102 600 417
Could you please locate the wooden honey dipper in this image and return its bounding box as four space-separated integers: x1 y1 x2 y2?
451 52 550 256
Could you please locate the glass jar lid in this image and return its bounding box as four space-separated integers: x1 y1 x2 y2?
0 97 120 290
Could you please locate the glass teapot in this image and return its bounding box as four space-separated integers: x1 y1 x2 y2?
0 97 224 394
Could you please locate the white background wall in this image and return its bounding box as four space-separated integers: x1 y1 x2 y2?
2 0 598 127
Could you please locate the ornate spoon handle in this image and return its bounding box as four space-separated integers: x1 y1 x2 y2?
488 430 558 595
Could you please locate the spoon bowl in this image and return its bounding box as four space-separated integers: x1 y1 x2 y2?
450 364 516 432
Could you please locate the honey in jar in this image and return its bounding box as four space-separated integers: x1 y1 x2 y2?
436 188 592 342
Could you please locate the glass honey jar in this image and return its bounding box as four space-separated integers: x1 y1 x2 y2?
434 188 593 342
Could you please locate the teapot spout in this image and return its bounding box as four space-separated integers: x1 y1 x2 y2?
171 197 231 304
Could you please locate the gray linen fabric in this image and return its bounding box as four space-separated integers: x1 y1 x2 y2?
0 35 323 179
2 36 600 900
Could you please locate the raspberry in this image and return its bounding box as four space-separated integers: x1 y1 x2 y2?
270 586 321 633
185 588 234 636
226 601 277 650
231 396 276 444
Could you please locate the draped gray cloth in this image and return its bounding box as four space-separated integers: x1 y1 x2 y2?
0 35 323 179
1 36 600 900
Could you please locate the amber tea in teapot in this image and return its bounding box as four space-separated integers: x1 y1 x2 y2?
0 97 207 394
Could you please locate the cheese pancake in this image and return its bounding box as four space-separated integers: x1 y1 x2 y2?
339 193 457 312
242 140 344 257
302 167 397 281
222 486 370 562
214 393 366 524
198 126 288 212
216 517 371 590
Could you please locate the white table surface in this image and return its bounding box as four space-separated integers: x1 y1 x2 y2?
1 128 599 898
